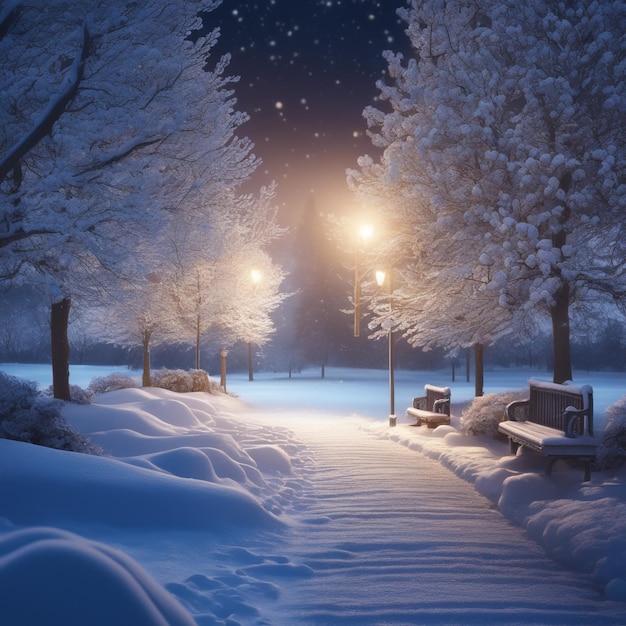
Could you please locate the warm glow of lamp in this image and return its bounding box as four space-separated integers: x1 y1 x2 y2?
360 223 374 242
251 269 262 284
375 270 386 288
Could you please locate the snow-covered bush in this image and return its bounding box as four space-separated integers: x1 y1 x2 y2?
88 373 138 395
150 369 215 393
461 390 527 437
597 397 626 470
69 385 95 405
0 373 100 454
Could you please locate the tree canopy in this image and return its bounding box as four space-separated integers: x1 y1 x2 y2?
0 0 286 395
349 0 626 384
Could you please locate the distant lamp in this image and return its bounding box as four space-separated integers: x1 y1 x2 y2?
219 348 228 392
376 268 395 427
251 269 262 285
353 223 373 337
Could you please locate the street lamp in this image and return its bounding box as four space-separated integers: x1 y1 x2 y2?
219 348 228 392
376 269 396 427
354 223 373 337
249 269 261 381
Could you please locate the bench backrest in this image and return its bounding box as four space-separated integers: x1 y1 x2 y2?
528 379 593 436
424 384 451 416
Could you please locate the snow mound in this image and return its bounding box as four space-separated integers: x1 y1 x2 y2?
0 527 196 626
0 438 279 531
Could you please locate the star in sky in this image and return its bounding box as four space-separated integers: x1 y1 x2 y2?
206 0 409 223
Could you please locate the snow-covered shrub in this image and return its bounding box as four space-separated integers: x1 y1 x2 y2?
190 369 215 393
0 373 100 454
461 390 527 437
88 373 137 395
69 385 95 405
150 368 214 393
597 397 626 470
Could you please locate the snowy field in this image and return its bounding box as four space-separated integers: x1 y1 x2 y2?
1 363 626 624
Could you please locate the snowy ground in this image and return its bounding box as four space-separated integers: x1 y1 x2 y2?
1 363 626 625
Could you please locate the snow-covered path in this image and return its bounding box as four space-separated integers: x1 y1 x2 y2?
263 414 624 625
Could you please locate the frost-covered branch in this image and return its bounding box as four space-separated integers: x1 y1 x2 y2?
0 227 59 250
0 24 90 184
76 136 162 175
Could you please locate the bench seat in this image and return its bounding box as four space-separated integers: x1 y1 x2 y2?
498 379 596 481
498 421 597 456
407 385 451 427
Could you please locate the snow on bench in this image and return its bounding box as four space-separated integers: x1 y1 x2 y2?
406 384 451 427
498 379 597 481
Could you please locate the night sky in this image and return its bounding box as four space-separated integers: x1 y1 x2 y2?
206 0 409 225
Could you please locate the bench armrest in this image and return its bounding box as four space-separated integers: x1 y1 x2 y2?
505 399 529 422
563 406 590 438
432 397 450 415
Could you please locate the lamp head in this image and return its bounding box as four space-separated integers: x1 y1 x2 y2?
360 224 374 241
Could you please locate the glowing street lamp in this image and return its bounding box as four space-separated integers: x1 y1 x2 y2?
248 269 261 381
376 269 396 427
353 223 373 337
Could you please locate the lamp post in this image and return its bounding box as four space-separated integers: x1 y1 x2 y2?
219 348 228 392
248 269 261 381
353 223 373 337
376 269 396 427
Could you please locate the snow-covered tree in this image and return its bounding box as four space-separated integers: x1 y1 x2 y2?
88 183 286 384
0 0 259 398
88 272 177 387
349 0 626 384
155 184 287 372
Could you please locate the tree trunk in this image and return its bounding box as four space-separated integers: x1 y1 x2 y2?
142 332 151 387
248 342 254 381
51 297 71 401
551 283 572 383
474 342 484 397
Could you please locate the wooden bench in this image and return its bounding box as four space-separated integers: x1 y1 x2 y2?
498 379 597 481
407 384 451 427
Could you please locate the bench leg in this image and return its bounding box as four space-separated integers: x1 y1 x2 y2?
545 457 558 476
583 460 591 482
509 439 520 455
